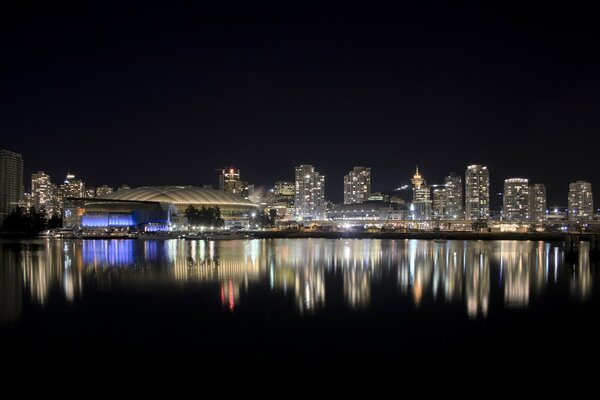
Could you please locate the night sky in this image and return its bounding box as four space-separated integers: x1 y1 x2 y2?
2 1 599 206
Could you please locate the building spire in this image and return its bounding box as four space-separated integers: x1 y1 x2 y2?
411 165 424 189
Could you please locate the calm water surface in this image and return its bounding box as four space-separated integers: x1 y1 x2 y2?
1 238 598 370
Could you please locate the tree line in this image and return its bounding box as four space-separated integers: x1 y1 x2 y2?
0 207 63 234
184 205 225 227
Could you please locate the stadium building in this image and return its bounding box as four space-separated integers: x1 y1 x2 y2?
64 186 258 230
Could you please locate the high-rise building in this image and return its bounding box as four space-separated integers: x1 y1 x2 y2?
529 183 546 224
0 150 24 220
219 167 240 192
218 167 251 198
568 180 593 221
432 187 446 219
96 185 114 197
343 167 371 204
60 174 84 198
57 173 85 215
444 173 463 219
465 165 490 220
410 167 431 220
31 171 54 214
502 178 529 222
295 165 325 220
268 181 295 219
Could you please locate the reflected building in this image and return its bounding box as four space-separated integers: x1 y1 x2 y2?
1 237 597 321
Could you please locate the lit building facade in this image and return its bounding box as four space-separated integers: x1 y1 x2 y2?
218 167 252 199
343 167 371 204
529 183 546 224
503 178 529 222
568 180 593 221
0 149 24 220
31 171 55 215
295 165 325 220
268 181 295 219
84 186 96 198
444 173 463 219
465 165 490 220
96 185 114 197
432 188 446 219
219 167 239 192
410 167 431 220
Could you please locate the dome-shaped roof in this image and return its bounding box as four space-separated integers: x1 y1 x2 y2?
98 186 257 209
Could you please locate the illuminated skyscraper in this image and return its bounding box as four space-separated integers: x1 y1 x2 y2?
57 173 85 214
31 171 54 214
343 167 371 204
295 165 325 220
503 178 529 222
61 174 84 198
410 167 431 220
432 187 446 219
465 165 490 220
218 167 251 199
219 167 240 192
444 173 463 219
529 183 546 224
568 181 593 221
0 149 24 220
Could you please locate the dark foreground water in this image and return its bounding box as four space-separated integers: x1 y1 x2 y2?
1 238 598 372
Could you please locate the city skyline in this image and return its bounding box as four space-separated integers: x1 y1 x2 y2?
2 2 600 206
4 149 600 215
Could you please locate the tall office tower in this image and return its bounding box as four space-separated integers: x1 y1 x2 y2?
444 173 463 219
295 165 325 220
503 178 529 222
465 165 490 220
96 185 114 197
432 187 446 219
343 167 371 204
410 167 432 220
529 183 547 224
0 150 24 220
219 167 240 192
31 171 53 214
568 180 594 221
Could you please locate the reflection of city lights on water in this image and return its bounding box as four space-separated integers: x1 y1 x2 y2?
0 239 595 322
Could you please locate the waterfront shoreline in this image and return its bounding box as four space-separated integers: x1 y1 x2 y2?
0 230 587 242
249 230 571 241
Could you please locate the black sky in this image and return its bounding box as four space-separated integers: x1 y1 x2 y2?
2 1 599 206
